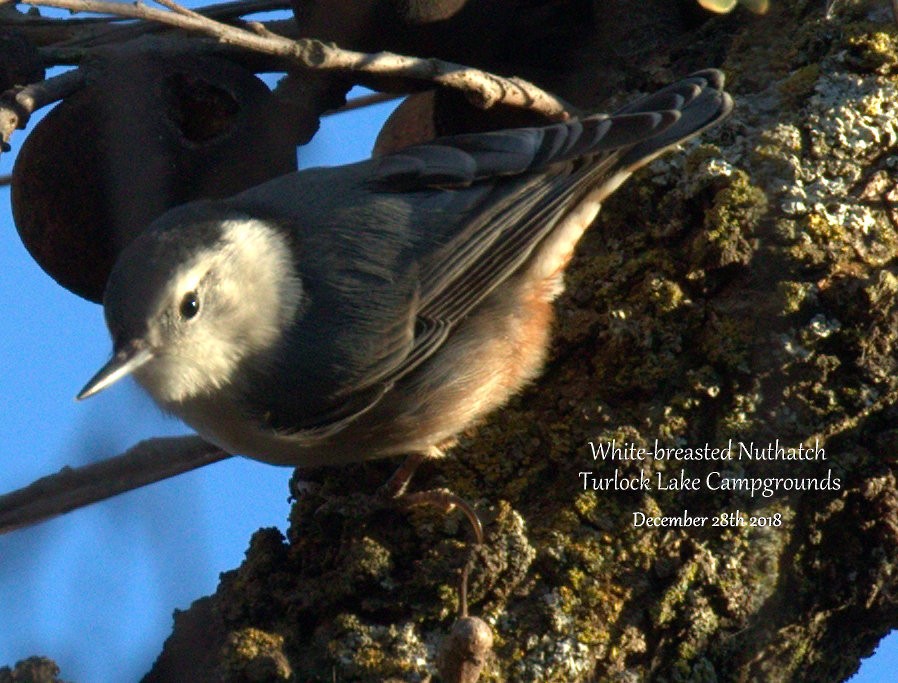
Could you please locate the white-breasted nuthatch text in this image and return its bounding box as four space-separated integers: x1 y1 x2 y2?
78 71 732 490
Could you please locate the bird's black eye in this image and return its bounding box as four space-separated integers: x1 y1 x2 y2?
179 291 200 320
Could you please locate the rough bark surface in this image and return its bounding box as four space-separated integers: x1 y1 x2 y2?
10 0 898 681
139 1 898 681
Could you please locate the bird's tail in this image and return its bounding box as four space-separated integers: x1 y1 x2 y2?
611 69 733 172
371 70 732 190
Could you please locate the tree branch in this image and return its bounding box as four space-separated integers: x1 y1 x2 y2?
56 0 294 47
7 0 573 119
0 68 84 153
0 0 291 48
0 436 231 535
328 91 401 115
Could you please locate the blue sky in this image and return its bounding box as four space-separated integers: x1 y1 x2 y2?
0 80 399 681
0 59 892 683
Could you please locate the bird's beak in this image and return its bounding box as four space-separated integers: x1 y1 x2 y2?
76 340 154 400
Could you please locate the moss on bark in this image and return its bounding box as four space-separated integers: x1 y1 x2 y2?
144 1 898 681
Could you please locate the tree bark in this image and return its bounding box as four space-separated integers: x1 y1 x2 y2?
142 1 898 681
10 0 898 681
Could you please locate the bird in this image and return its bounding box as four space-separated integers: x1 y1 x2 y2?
77 70 732 530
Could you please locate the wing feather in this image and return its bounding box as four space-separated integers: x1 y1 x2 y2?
235 71 732 435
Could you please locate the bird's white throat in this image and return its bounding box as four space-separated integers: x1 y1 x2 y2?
137 218 304 406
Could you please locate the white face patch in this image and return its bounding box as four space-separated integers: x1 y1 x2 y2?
218 218 304 341
137 218 304 405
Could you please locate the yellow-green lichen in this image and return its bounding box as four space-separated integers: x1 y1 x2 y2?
699 314 754 373
326 614 428 680
844 24 898 74
221 628 292 682
653 558 703 627
683 143 728 178
777 280 815 314
803 212 844 246
345 535 393 582
778 64 822 104
699 170 768 268
646 276 688 314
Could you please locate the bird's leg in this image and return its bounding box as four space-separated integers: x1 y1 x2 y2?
380 450 427 498
380 447 484 544
380 447 484 618
399 489 484 547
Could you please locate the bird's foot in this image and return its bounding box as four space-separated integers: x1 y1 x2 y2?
380 452 485 619
397 488 484 547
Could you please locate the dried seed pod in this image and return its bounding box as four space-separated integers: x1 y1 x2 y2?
374 87 554 156
389 0 470 23
11 48 297 302
373 91 437 156
0 30 44 92
437 616 493 683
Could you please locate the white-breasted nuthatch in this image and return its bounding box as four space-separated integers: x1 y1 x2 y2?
77 71 732 484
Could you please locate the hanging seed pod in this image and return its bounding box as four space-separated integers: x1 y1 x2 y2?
374 87 554 156
437 616 494 683
0 30 44 93
11 47 297 302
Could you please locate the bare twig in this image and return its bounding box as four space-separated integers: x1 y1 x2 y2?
326 91 402 116
0 2 124 25
0 174 10 186
177 0 292 20
1 0 294 49
0 436 231 535
0 0 287 48
0 68 85 154
153 0 208 22
0 3 128 46
12 0 572 119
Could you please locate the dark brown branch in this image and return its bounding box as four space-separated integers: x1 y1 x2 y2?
0 436 231 535
0 68 85 154
0 0 292 49
40 23 299 71
0 4 128 47
326 91 401 116
10 0 572 119
0 2 125 26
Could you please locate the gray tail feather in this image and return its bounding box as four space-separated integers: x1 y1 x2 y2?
370 70 732 190
613 69 733 171
504 68 732 175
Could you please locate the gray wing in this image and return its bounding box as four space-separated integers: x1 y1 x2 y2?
373 70 732 385
236 70 732 434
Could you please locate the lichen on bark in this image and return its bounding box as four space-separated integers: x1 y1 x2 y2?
144 2 898 681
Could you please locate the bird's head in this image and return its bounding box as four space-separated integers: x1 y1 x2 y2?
78 207 304 406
